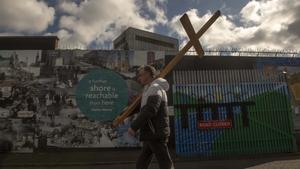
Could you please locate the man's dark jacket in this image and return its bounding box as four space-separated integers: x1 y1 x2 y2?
131 78 170 141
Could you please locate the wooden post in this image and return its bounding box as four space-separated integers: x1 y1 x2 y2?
112 10 221 128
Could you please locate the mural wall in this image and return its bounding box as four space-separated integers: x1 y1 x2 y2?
1 50 300 155
171 56 300 156
173 69 296 156
0 50 165 152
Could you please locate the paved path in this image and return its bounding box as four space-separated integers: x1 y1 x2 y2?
1 151 300 169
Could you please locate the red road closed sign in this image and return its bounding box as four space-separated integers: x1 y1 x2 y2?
198 120 232 129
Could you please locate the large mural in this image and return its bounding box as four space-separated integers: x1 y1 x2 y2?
1 50 300 155
0 50 165 152
173 69 296 156
171 55 300 156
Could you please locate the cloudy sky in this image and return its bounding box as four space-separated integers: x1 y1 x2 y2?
0 0 299 50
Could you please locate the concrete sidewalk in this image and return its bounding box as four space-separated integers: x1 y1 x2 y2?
1 159 300 169
1 148 300 169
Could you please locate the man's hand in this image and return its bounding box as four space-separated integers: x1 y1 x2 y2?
128 127 136 136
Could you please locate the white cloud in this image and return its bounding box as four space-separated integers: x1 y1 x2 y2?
240 0 262 25
145 0 168 24
56 0 167 48
0 0 55 33
168 0 300 50
58 0 80 15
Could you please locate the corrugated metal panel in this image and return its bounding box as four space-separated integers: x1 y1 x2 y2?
173 69 296 156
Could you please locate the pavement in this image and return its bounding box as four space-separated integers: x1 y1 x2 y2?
0 132 299 169
1 147 300 169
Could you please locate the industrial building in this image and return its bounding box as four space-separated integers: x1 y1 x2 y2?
113 27 179 55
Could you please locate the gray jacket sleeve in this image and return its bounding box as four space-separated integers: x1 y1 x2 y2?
131 95 162 131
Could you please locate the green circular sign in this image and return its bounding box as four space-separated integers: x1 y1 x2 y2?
76 69 128 121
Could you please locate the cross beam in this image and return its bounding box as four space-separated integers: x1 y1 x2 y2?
112 10 221 128
180 13 204 57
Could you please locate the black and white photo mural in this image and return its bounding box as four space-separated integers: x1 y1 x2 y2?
0 50 165 152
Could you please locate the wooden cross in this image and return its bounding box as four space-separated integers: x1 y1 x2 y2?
112 10 221 128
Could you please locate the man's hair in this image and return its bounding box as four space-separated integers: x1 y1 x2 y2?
138 65 157 78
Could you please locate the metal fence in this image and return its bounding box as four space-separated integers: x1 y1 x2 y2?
172 69 296 156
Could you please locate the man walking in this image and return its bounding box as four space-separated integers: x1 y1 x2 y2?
128 65 174 169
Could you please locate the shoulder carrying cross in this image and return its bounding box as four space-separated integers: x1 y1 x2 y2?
112 10 221 128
